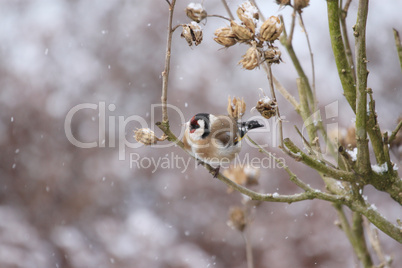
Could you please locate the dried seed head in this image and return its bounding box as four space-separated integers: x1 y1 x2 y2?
294 0 310 11
238 44 261 70
181 22 203 46
339 126 356 149
264 46 282 64
228 206 247 232
236 1 259 34
223 165 260 193
243 165 260 185
230 20 254 41
214 27 237 47
259 16 283 42
185 3 207 23
227 96 246 121
134 128 167 145
254 96 277 119
275 0 291 7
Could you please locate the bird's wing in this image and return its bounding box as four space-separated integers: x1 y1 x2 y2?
211 116 240 147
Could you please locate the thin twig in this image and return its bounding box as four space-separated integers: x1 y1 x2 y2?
242 231 254 268
363 218 392 268
298 14 317 113
161 0 177 123
221 0 234 20
265 63 284 148
247 136 316 192
351 212 373 267
284 138 356 182
340 0 357 82
393 28 402 71
207 14 231 21
272 75 300 113
388 119 402 144
287 5 297 47
367 89 386 165
279 15 315 112
342 0 353 13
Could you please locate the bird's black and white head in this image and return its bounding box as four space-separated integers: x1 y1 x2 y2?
188 113 213 140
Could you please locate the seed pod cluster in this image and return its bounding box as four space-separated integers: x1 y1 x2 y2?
294 0 310 11
181 21 203 47
185 3 207 23
264 46 282 64
214 27 237 47
227 207 247 232
259 16 283 42
213 1 283 70
236 1 259 35
238 43 261 70
275 0 310 12
213 1 260 47
254 96 277 119
227 96 246 121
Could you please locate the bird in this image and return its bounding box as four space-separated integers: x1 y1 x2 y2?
183 113 264 177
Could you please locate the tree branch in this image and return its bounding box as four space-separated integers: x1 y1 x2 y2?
279 16 315 109
334 205 372 268
354 0 371 174
161 0 176 123
327 0 356 112
352 212 373 267
284 138 355 182
340 0 357 82
347 199 402 243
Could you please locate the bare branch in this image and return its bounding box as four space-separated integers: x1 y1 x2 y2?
393 28 402 71
272 76 300 113
264 63 284 148
221 0 234 20
340 0 357 82
286 6 297 47
284 138 356 182
364 219 392 268
352 212 373 267
298 14 317 113
242 231 254 268
207 14 231 21
348 200 402 243
161 0 177 123
327 0 356 111
354 0 371 174
388 118 402 145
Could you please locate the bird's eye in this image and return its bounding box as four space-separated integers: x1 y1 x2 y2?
190 122 199 129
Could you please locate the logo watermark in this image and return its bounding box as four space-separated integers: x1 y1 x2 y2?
129 152 285 173
64 101 339 169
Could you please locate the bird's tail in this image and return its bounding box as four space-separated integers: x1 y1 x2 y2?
238 120 264 138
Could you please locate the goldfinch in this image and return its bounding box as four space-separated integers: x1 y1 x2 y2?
183 113 263 177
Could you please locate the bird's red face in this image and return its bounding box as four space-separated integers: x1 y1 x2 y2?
189 116 199 133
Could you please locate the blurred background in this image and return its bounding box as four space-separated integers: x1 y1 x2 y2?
0 0 401 267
